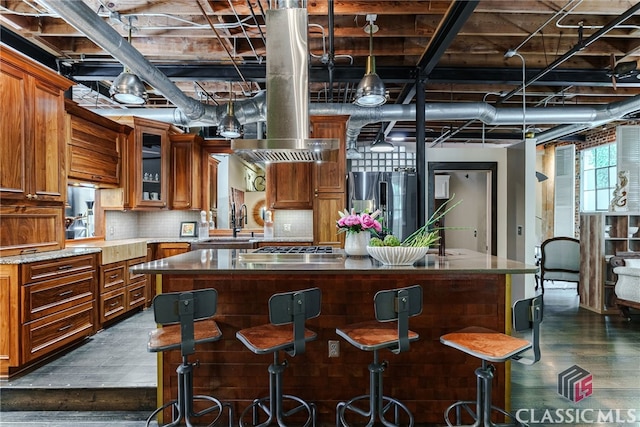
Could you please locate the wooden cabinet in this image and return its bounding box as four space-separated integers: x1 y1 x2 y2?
311 116 347 247
0 49 71 204
0 253 98 377
579 212 640 314
98 256 149 325
0 205 65 256
65 100 131 187
0 48 72 257
266 162 313 209
101 117 171 210
170 134 202 210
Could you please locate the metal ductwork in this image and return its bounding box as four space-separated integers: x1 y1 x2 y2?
38 0 640 152
231 5 339 163
35 0 265 127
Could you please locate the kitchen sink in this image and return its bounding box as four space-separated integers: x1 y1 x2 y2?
191 237 257 250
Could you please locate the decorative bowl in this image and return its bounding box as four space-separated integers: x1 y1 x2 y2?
629 226 639 237
367 246 428 265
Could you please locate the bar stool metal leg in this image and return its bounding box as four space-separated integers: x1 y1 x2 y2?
239 352 316 427
146 355 234 427
336 350 414 427
444 360 525 427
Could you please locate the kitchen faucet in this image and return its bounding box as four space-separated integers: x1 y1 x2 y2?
231 203 248 238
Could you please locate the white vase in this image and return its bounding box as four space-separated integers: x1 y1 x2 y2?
344 231 370 256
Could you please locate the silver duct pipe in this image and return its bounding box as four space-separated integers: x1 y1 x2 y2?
40 0 640 148
36 0 266 127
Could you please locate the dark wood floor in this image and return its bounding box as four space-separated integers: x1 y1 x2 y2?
1 286 638 426
511 287 640 426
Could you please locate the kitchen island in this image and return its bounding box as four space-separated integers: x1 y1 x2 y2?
132 248 536 425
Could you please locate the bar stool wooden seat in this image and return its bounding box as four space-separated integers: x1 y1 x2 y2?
440 295 542 427
146 289 233 427
236 287 321 427
336 285 423 427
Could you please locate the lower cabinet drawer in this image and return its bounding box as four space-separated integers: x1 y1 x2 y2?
101 262 126 293
100 288 126 323
23 271 94 323
23 301 94 362
126 279 147 310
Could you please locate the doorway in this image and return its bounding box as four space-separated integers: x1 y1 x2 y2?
428 162 498 255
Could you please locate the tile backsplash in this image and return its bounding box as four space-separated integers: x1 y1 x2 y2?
105 209 313 240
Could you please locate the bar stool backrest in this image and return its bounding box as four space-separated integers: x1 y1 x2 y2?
269 287 322 357
374 285 423 354
152 289 218 357
512 295 543 365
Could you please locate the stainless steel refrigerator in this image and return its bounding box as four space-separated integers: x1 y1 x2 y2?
347 171 418 241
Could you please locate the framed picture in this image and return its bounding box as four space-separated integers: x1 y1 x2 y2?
180 221 197 237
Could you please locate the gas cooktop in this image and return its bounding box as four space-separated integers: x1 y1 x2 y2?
254 246 335 254
238 246 344 264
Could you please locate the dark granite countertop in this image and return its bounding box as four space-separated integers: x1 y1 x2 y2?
130 248 537 275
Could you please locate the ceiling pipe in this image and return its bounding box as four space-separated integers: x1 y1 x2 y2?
34 0 266 126
41 0 640 148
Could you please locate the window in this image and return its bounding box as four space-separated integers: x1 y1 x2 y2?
581 144 616 212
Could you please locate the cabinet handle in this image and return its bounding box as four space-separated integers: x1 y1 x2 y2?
21 248 37 254
32 194 39 199
92 175 103 180
109 274 118 279
26 194 33 200
59 290 74 297
109 301 119 307
57 265 73 271
58 324 73 332
133 293 142 298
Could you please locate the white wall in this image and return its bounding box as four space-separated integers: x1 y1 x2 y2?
426 144 537 300
426 147 509 258
445 171 489 253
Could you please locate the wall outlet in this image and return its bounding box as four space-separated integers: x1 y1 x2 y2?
283 223 291 232
328 340 339 357
109 226 115 236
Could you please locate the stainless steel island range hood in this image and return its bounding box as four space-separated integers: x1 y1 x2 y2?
231 4 338 163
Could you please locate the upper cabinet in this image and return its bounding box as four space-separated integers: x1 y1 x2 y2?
65 100 131 187
170 134 202 210
101 117 172 210
311 115 347 194
0 48 72 204
134 118 171 208
266 162 313 209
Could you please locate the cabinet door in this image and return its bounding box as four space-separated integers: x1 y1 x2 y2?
170 134 202 210
0 62 28 200
0 205 64 257
31 79 66 203
133 119 170 208
313 192 346 247
67 113 122 186
311 116 347 193
266 163 312 209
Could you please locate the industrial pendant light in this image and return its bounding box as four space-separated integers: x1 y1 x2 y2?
218 82 242 139
354 14 386 107
109 20 148 105
370 126 394 152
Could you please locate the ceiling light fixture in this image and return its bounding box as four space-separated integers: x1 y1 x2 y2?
370 126 394 152
218 82 242 139
109 18 148 105
354 14 386 107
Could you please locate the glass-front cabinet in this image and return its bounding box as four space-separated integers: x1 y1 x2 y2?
132 118 170 208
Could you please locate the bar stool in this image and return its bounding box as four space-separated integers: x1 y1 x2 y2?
146 289 233 427
336 284 423 427
440 295 542 427
236 287 321 427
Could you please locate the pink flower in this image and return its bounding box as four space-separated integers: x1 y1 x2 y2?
336 210 382 235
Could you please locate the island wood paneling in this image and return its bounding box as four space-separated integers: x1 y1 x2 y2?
160 271 507 425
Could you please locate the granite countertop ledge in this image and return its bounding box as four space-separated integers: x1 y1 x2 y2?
0 247 102 264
